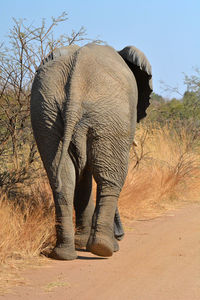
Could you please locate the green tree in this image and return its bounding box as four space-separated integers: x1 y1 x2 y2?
148 70 200 126
150 92 165 104
182 91 200 122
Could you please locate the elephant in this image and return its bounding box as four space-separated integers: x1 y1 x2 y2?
30 43 152 260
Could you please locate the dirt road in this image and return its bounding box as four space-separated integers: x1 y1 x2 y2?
2 204 200 300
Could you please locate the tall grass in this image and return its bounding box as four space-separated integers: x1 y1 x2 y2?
119 123 200 220
0 122 200 291
0 180 54 263
0 180 55 293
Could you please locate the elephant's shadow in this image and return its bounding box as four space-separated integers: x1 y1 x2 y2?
77 255 107 260
76 249 108 260
42 248 107 260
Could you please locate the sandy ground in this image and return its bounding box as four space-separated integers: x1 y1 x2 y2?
1 204 200 300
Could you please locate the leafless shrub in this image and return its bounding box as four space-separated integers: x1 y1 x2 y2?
130 125 150 170
0 12 90 193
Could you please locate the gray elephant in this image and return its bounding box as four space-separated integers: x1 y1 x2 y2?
30 43 152 260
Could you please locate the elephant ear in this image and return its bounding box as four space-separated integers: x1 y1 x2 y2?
118 46 153 122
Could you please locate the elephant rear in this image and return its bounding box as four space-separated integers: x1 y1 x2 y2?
30 43 152 259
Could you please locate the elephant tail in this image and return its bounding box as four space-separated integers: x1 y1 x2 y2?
56 100 82 193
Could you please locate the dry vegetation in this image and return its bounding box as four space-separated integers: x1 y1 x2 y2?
119 123 200 222
1 122 200 293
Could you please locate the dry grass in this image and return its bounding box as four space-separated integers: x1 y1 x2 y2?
0 122 200 293
119 123 200 222
0 180 55 294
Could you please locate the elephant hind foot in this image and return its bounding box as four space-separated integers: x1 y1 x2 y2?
86 235 119 257
75 233 90 250
88 237 113 257
113 238 119 252
49 245 77 261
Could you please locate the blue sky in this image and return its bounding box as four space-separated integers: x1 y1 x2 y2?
1 0 200 98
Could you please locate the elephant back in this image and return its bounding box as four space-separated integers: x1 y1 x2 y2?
118 46 152 122
40 44 80 67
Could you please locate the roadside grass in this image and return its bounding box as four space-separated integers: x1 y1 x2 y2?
119 123 200 221
0 122 200 293
0 181 54 263
0 180 55 294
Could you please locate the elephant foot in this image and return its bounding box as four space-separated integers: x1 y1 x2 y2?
86 234 119 257
49 244 77 261
87 236 113 257
113 238 119 252
75 233 90 250
115 231 125 241
75 226 91 250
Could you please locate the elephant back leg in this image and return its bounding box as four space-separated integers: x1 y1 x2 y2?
114 207 125 241
74 166 95 249
74 167 124 250
31 107 77 260
87 134 129 257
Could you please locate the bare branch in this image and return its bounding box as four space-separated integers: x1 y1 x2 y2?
0 12 93 190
